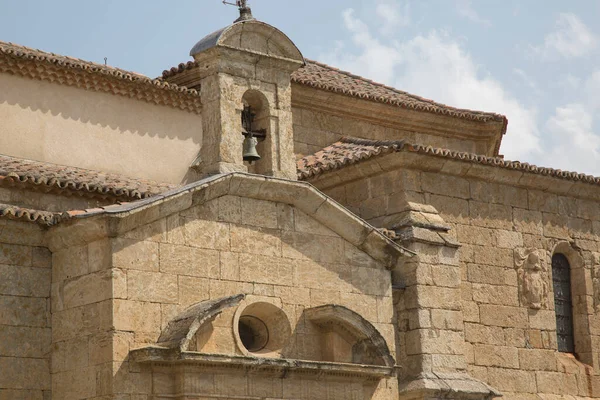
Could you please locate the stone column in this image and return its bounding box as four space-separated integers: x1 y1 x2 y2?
391 203 500 399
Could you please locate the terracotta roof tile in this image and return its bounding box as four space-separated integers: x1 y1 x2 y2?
0 154 176 200
297 137 600 186
0 203 65 226
0 41 202 113
161 59 506 124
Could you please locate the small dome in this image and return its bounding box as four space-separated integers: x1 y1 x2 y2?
189 20 304 64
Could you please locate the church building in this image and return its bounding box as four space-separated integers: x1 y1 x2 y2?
1 3 600 399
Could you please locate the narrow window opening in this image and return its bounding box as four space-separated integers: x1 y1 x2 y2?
552 253 575 353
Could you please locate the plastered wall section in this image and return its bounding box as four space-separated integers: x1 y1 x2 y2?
0 73 202 185
0 220 52 400
51 194 397 399
292 106 484 157
320 167 600 399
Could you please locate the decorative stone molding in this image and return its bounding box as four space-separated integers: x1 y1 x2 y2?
156 294 245 351
130 348 396 381
47 173 414 267
515 248 550 310
304 304 395 367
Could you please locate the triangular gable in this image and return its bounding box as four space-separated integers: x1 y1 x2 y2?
47 173 413 268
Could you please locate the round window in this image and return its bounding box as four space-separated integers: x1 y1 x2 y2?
234 301 291 357
238 315 269 352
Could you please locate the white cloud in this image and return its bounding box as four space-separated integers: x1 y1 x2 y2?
513 68 537 90
456 0 491 27
375 1 410 34
544 104 600 175
321 9 540 161
537 13 596 59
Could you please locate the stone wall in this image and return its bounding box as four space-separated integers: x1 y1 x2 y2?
50 193 398 399
0 220 52 399
292 105 493 158
316 164 600 399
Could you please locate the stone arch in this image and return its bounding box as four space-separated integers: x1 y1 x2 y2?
304 304 395 367
550 241 592 363
156 294 245 351
241 89 274 175
190 20 304 63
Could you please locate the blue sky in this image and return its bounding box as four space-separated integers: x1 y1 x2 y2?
1 1 599 175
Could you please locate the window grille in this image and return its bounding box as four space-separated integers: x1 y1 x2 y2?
552 253 574 353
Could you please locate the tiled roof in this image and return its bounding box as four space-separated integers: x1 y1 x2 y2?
297 137 600 186
0 41 202 113
0 204 64 226
161 59 506 124
0 154 176 200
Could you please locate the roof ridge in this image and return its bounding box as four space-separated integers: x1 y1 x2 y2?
159 57 506 125
2 40 149 78
298 136 600 185
302 59 503 119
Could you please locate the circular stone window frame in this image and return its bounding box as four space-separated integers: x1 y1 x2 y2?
233 298 292 358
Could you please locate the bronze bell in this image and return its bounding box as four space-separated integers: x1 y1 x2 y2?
242 135 261 163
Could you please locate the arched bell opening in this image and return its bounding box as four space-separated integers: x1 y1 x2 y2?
240 89 273 176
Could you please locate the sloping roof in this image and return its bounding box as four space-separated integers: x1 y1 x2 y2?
0 41 202 113
0 203 63 226
292 60 506 124
297 137 600 186
161 59 506 125
0 154 175 200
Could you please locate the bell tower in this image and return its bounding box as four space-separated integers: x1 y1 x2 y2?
165 3 304 180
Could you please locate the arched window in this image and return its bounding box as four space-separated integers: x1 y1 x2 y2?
552 253 574 353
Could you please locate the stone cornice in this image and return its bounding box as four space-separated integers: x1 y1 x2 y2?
300 138 600 202
130 348 397 381
45 173 415 267
0 41 203 114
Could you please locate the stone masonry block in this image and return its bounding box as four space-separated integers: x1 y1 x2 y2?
464 323 505 345
113 300 161 334
238 253 294 286
127 270 178 304
159 243 219 278
112 239 158 272
479 305 528 328
422 172 470 199
0 295 48 328
183 219 231 251
0 264 50 298
473 344 519 368
231 225 281 257
405 329 465 356
487 367 537 393
240 197 279 229
518 349 557 371
472 283 519 306
469 201 513 230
